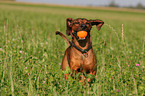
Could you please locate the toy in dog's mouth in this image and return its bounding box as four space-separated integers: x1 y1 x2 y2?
77 31 87 40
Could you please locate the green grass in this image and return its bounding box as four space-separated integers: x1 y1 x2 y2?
0 2 145 96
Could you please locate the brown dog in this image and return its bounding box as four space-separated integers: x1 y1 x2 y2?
56 18 104 83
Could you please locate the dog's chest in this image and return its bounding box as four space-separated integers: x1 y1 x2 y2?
71 52 94 65
71 54 95 72
69 47 96 70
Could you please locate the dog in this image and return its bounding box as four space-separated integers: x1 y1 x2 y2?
56 18 104 83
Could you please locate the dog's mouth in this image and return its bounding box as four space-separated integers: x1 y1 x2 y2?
78 37 86 40
73 30 89 41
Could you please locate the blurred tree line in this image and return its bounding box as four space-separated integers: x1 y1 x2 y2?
108 0 145 9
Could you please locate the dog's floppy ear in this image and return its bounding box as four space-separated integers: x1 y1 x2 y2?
66 18 73 36
89 19 104 31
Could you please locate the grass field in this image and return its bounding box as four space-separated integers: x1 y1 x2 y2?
0 2 145 96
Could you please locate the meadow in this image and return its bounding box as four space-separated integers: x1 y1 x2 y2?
0 2 145 96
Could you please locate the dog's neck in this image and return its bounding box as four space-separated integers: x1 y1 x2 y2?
72 36 91 50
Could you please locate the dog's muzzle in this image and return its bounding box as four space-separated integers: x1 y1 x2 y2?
73 31 90 40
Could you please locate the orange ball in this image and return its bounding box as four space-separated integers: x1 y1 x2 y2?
77 31 87 38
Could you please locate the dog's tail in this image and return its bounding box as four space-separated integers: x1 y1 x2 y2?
56 31 71 46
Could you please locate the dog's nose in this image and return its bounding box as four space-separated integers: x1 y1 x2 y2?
81 24 87 29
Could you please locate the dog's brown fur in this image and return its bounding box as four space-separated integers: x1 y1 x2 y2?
56 18 104 83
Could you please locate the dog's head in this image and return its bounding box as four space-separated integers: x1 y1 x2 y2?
66 18 104 40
